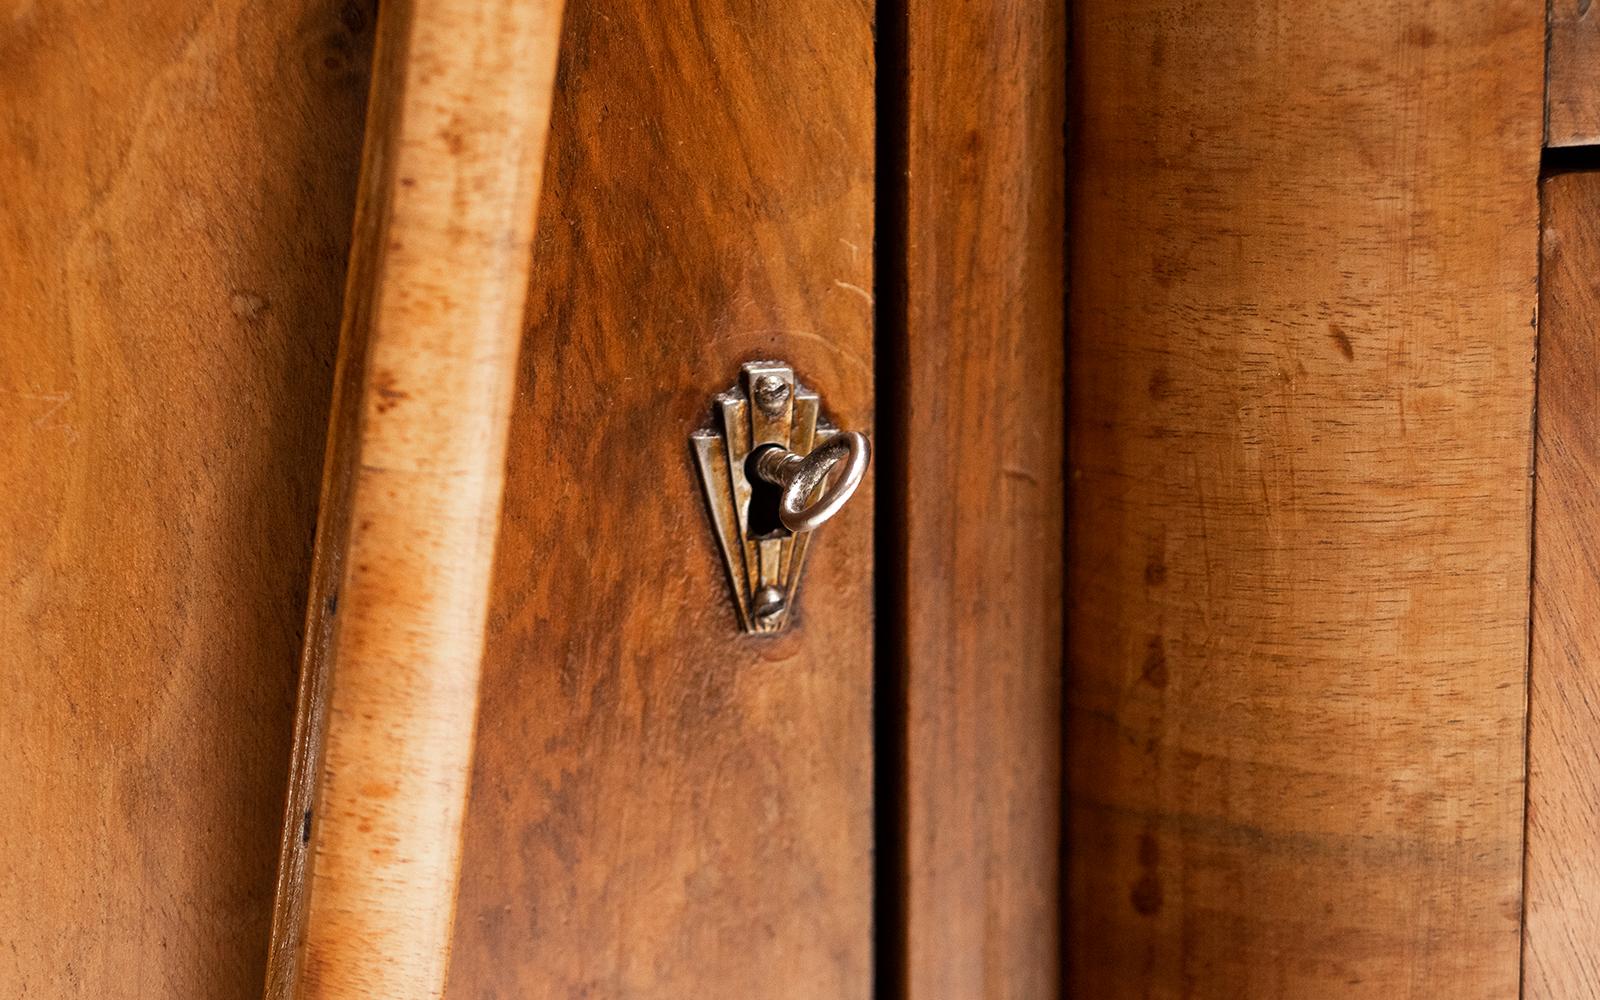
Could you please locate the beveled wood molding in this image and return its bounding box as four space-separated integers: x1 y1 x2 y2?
262 0 565 996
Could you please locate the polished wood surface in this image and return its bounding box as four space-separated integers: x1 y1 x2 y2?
0 3 371 996
261 0 565 997
895 0 1065 996
1068 1 1542 995
1524 169 1600 998
442 3 875 997
1547 0 1600 148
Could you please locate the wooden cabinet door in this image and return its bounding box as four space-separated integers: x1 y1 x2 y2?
441 4 878 996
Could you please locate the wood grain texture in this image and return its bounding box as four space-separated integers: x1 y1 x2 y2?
1068 1 1542 996
0 3 371 997
1523 169 1600 998
897 0 1066 996
1546 0 1600 148
263 0 564 996
442 3 875 997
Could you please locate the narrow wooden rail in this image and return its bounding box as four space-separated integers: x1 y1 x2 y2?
263 0 565 996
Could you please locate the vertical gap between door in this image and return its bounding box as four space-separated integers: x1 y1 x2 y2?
1539 144 1600 173
872 0 909 994
1518 164 1543 1000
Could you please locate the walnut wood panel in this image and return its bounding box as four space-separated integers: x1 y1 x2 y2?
1547 0 1600 148
0 2 372 996
896 0 1065 996
442 2 875 998
261 1 565 997
1068 2 1542 996
1523 169 1600 998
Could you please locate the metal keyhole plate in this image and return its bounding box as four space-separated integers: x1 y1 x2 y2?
689 361 871 634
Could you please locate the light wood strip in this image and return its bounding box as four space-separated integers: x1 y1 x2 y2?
1068 1 1542 994
262 0 564 996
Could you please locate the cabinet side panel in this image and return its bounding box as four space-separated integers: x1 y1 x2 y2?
1523 170 1600 999
0 3 371 996
1068 1 1542 995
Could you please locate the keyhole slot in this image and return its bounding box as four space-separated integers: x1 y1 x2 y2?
744 445 789 539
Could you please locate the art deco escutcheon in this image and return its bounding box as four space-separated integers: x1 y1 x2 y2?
691 361 870 634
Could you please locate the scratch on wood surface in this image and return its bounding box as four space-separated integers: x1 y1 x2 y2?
833 279 872 305
7 389 73 430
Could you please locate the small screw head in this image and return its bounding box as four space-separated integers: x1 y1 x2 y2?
752 374 791 417
752 585 787 625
